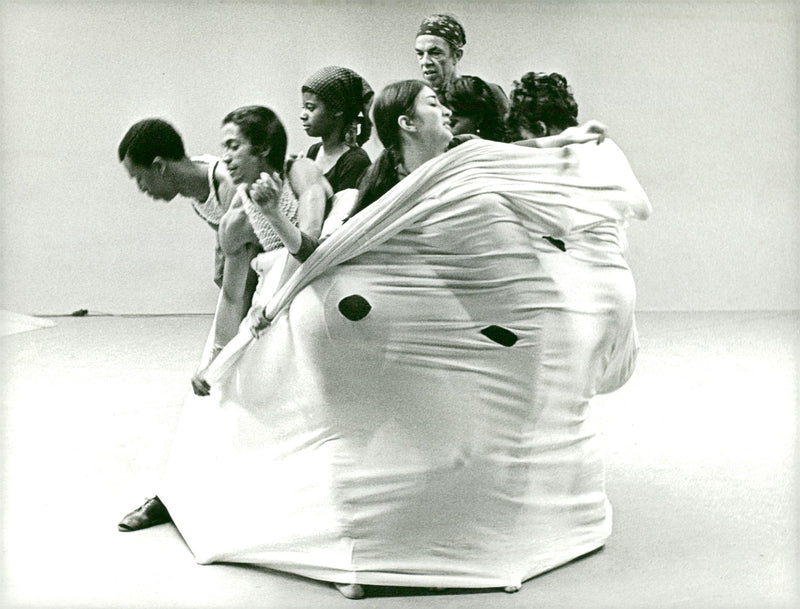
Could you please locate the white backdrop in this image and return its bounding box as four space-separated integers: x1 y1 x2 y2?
0 0 797 314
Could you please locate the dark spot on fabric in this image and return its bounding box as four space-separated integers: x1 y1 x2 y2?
480 325 517 347
543 236 566 251
338 295 372 321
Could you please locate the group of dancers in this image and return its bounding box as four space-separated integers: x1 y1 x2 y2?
116 12 651 600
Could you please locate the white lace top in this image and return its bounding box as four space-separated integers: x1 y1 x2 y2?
238 181 299 252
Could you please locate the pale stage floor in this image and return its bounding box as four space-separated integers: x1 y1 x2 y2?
1 311 797 609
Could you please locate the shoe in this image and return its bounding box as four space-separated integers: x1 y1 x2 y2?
118 496 171 532
334 583 365 599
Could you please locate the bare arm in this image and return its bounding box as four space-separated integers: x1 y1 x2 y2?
515 120 608 148
243 161 333 339
250 159 332 260
289 157 332 240
214 241 259 349
212 160 237 214
191 206 259 396
250 173 303 253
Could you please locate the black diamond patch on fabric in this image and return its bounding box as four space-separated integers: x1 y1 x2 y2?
480 325 518 347
338 295 372 321
543 236 566 251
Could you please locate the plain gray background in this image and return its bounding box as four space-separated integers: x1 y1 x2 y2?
0 0 797 314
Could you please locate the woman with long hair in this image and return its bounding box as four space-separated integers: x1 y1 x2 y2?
349 79 604 217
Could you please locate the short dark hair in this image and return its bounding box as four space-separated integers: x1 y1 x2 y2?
118 118 186 165
221 105 287 176
443 75 505 142
506 72 579 140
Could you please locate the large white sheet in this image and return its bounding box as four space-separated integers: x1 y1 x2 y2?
160 139 649 589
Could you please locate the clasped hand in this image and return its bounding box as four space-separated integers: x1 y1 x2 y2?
249 171 283 212
190 343 222 396
563 120 608 145
191 371 211 396
247 305 270 338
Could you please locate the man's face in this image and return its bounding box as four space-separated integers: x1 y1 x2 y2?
415 34 460 92
220 122 264 186
123 155 177 201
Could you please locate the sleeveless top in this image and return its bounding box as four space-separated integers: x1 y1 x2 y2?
306 143 371 193
189 155 234 227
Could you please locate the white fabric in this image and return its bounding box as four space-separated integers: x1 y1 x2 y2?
319 188 359 239
0 311 55 337
160 139 648 588
196 249 288 372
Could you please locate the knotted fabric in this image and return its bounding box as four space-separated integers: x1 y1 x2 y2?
302 65 374 124
416 13 466 49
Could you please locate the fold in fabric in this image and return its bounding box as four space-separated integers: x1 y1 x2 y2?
162 138 648 588
205 138 647 383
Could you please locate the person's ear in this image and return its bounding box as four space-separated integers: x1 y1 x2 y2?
398 115 416 133
453 48 463 63
260 146 271 159
535 121 549 137
152 156 167 175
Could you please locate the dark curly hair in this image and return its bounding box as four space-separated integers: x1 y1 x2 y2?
118 118 185 166
442 75 505 142
506 72 578 141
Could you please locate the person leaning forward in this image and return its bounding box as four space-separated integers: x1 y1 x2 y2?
119 118 236 288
